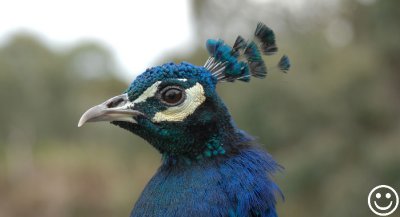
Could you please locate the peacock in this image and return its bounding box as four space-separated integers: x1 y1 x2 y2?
78 22 290 217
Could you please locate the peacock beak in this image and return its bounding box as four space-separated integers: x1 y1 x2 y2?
78 93 143 127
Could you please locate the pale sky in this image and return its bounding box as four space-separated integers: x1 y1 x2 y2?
1 0 342 80
0 0 194 80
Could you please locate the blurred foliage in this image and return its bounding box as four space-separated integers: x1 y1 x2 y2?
0 33 161 217
1 0 400 217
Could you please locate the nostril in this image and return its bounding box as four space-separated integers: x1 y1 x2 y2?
107 98 124 108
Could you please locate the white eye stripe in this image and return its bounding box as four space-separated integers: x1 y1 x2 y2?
133 81 162 104
152 82 206 123
132 79 188 104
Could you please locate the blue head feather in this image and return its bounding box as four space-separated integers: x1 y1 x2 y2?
254 22 278 55
278 55 290 73
204 22 290 83
126 62 217 100
206 39 250 79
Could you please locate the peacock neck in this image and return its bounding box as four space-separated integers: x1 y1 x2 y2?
161 122 252 167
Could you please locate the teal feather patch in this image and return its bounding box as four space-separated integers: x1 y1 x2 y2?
244 41 267 78
255 22 277 55
277 55 290 73
232 36 247 57
204 22 290 83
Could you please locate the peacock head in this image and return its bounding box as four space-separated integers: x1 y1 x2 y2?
78 23 290 160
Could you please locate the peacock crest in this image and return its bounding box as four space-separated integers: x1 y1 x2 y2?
204 22 291 83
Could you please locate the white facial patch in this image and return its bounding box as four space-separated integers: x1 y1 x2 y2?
133 81 162 104
152 82 206 123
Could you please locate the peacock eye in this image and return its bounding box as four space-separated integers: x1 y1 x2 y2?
159 86 186 106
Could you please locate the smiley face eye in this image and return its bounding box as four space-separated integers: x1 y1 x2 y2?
376 193 381 199
386 193 391 199
159 86 186 106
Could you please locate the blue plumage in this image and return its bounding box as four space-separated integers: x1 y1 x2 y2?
254 22 277 55
278 55 290 73
131 134 282 217
78 22 290 217
204 22 289 83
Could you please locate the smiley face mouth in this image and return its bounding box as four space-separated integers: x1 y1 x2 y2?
374 200 393 211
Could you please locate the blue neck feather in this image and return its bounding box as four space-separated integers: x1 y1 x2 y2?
130 130 282 217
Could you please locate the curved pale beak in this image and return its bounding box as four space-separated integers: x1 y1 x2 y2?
78 93 143 127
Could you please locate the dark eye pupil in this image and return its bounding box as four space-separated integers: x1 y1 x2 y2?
162 88 183 104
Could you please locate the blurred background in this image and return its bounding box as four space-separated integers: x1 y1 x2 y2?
0 0 399 216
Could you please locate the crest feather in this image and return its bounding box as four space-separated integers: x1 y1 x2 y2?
255 22 278 55
204 22 291 83
278 55 290 73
